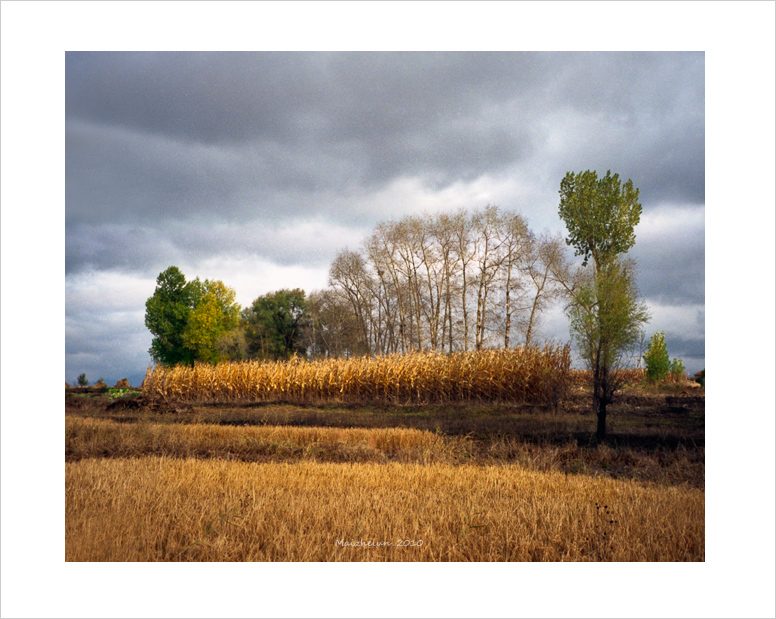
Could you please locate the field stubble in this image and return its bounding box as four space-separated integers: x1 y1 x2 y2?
65 363 704 562
65 414 704 489
66 457 704 562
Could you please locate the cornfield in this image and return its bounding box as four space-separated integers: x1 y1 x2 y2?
142 345 571 405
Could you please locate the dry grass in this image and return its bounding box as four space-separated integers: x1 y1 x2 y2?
65 416 704 489
65 416 466 464
66 458 704 562
142 346 571 406
65 375 704 563
484 438 704 489
567 368 701 390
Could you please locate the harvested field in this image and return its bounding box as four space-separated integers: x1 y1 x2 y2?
66 457 704 562
65 368 705 562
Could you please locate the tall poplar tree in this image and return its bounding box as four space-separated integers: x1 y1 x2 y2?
558 170 649 439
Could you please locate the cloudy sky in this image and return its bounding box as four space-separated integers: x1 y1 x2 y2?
65 50 706 385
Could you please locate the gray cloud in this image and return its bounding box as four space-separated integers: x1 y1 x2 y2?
632 206 705 305
67 51 704 224
66 217 369 276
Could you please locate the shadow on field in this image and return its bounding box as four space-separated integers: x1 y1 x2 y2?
66 390 704 447
65 389 704 489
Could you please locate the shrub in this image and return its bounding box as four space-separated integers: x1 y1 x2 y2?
77 373 89 387
669 358 685 382
695 369 705 388
643 332 670 383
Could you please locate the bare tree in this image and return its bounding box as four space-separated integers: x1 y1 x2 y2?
471 206 506 350
306 288 369 358
328 249 373 355
450 209 476 351
497 211 531 348
520 231 567 346
324 205 567 359
432 211 464 353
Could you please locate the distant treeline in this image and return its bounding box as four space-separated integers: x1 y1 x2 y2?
145 205 573 366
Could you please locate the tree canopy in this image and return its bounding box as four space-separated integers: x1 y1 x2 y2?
145 267 241 365
243 289 308 360
182 279 241 364
145 266 200 365
558 169 641 269
567 259 649 384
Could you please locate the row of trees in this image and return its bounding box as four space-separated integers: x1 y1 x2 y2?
326 206 570 356
145 207 574 366
144 268 309 365
145 170 654 438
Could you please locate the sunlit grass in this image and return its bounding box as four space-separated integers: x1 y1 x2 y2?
66 416 465 464
66 457 704 562
65 416 704 488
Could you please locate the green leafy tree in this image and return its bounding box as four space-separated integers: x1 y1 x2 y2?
182 280 241 363
145 266 199 365
567 260 650 438
559 170 642 269
77 373 89 386
669 357 686 382
243 289 308 360
145 267 242 365
643 331 671 383
559 170 649 439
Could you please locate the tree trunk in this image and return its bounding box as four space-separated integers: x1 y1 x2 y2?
596 400 607 440
593 351 607 440
504 264 512 349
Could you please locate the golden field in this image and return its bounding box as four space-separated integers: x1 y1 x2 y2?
66 416 467 464
66 457 704 562
65 414 705 488
141 346 571 405
66 352 704 562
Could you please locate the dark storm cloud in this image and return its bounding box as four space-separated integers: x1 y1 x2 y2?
66 223 181 273
66 51 541 227
631 205 705 306
66 119 257 225
669 334 705 360
66 51 540 147
66 52 704 231
633 231 705 306
66 218 367 275
66 51 314 144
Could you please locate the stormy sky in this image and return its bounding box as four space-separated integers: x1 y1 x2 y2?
64 50 706 385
